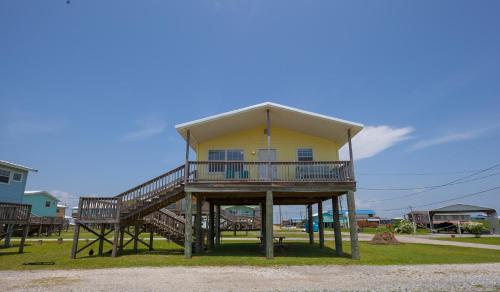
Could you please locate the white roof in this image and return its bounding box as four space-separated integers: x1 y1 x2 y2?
175 102 363 150
24 191 59 201
57 203 67 208
0 160 37 172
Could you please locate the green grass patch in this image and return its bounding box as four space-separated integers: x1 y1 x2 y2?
1 237 500 270
434 237 500 246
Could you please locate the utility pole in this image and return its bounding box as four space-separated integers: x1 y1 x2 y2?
409 206 417 234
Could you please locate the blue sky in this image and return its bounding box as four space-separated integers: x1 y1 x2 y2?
1 0 500 220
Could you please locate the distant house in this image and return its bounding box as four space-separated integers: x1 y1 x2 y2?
407 204 499 234
0 160 37 203
313 212 334 228
57 203 67 218
223 205 259 217
311 209 380 228
23 191 59 217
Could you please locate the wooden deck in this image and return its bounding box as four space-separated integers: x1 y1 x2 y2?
0 202 31 253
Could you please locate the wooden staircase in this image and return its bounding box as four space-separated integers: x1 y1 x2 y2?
143 208 186 246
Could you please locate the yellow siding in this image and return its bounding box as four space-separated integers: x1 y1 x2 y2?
196 125 339 161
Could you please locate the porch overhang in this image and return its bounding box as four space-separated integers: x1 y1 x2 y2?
175 102 364 151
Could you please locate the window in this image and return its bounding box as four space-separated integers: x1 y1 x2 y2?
208 150 225 172
45 201 51 208
227 150 244 172
227 150 244 161
0 169 10 184
297 148 313 162
12 172 23 182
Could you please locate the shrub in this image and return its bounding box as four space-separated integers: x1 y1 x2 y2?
463 222 486 238
394 220 414 234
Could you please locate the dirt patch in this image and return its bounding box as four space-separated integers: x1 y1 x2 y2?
369 232 401 245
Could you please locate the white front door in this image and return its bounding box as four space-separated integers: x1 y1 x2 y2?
258 149 277 179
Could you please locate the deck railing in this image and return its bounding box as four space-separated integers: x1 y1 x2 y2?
29 215 65 225
78 197 121 222
188 161 354 182
0 202 32 223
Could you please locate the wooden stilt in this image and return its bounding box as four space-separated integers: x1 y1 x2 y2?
149 230 154 251
347 191 360 260
208 202 214 250
112 224 120 257
119 227 124 254
19 224 29 253
332 196 343 256
307 204 314 244
265 190 273 259
215 204 221 247
133 222 139 253
98 223 105 256
261 201 266 249
318 201 324 248
70 223 80 259
4 224 13 248
184 192 193 258
195 195 203 253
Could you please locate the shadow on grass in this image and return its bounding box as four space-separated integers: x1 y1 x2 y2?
204 242 351 259
74 247 185 259
73 241 351 260
0 243 35 256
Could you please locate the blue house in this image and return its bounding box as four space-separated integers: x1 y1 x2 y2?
23 191 59 217
0 160 37 203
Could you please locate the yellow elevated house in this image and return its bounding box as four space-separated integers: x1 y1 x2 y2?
71 102 363 260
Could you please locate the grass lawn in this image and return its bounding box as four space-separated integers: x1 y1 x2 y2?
434 237 500 246
1 238 500 270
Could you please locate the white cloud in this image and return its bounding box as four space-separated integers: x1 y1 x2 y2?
50 190 80 208
412 129 484 150
340 125 414 160
120 118 167 142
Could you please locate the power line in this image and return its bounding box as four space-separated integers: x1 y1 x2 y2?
382 186 500 212
358 171 500 191
357 170 480 176
364 162 500 203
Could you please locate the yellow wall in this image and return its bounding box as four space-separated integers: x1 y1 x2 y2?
196 125 339 161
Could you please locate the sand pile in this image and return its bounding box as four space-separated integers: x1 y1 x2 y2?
369 232 401 245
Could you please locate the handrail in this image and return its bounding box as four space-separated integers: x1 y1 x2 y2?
77 165 186 222
0 202 31 222
189 161 354 182
117 165 185 211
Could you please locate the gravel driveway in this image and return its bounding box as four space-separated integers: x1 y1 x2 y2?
1 263 499 291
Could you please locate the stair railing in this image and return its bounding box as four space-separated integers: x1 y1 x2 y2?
116 165 185 212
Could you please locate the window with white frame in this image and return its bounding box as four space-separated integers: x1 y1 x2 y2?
208 150 225 172
297 148 313 162
0 169 11 184
227 150 244 161
12 172 23 182
227 149 244 172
